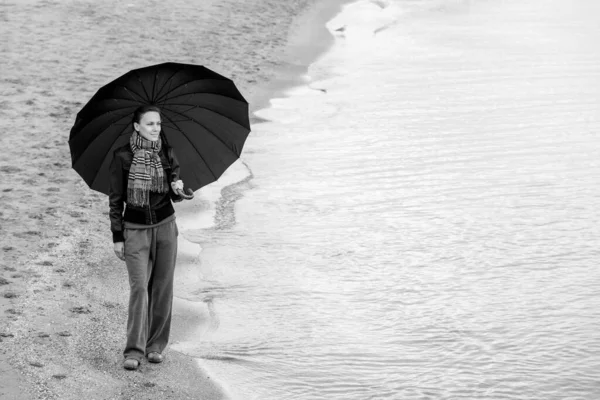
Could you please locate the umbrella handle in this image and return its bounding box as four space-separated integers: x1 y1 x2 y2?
176 187 194 200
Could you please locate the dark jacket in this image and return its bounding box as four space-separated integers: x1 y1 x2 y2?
109 144 183 243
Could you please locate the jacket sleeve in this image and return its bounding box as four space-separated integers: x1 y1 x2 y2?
109 152 125 242
169 147 184 203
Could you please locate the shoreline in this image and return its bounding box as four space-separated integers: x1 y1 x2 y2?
0 0 350 398
172 0 355 396
171 0 354 395
248 0 355 117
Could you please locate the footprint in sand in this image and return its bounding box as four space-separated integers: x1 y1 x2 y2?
70 306 91 314
37 261 53 266
0 166 22 174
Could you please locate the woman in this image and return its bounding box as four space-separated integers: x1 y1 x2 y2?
109 105 184 370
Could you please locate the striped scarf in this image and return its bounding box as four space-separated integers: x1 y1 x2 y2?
127 130 168 207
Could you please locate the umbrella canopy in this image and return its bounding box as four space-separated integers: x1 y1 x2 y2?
69 62 251 195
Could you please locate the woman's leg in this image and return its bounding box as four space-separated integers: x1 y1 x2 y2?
123 228 153 362
146 219 178 355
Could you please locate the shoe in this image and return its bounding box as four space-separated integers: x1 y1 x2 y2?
147 352 163 363
123 359 139 370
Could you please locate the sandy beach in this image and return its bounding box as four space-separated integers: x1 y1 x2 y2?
4 0 600 398
0 0 347 398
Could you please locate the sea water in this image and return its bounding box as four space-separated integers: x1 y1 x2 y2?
172 0 600 399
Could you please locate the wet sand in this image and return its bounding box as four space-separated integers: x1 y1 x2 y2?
0 0 345 398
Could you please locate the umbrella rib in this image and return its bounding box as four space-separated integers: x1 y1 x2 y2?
72 106 138 141
77 93 142 125
155 78 231 104
76 113 132 180
90 96 142 104
133 70 152 103
88 120 132 190
163 102 249 129
161 112 218 179
161 92 246 104
77 99 139 122
165 107 241 157
100 84 148 103
115 117 133 139
151 68 158 101
154 66 186 103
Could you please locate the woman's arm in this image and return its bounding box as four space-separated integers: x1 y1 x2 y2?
169 146 181 182
168 147 185 202
108 151 126 243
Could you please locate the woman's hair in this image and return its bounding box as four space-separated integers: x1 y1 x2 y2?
131 105 162 131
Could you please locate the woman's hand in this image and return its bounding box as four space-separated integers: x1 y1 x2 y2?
114 242 125 261
171 180 184 193
171 179 194 199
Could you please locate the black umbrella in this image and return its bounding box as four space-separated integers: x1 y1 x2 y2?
69 62 251 196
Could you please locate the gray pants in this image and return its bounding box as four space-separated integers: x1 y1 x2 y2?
123 219 178 361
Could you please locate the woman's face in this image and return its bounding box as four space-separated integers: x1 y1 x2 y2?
134 111 161 141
